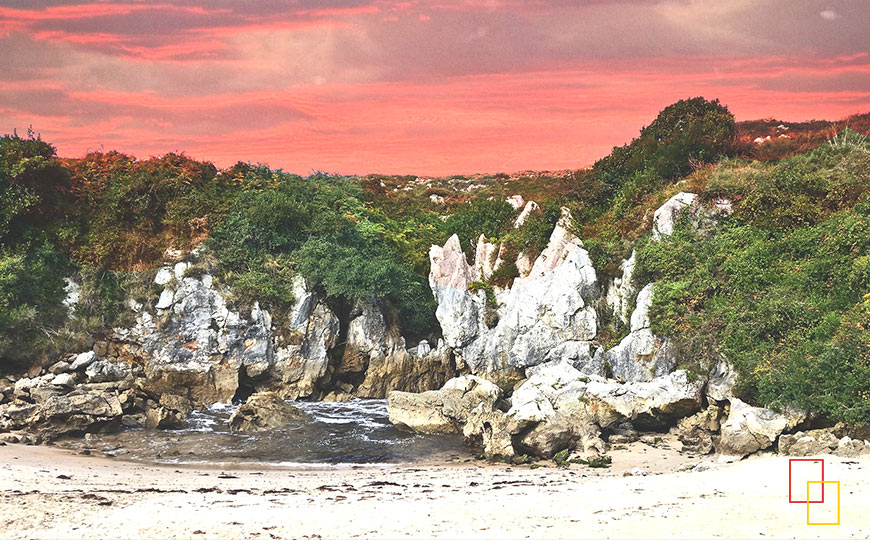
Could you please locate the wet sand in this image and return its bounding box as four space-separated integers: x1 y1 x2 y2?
1 442 868 539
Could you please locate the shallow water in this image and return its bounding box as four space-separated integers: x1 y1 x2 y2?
69 399 467 466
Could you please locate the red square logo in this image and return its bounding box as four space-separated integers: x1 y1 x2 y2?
789 459 824 503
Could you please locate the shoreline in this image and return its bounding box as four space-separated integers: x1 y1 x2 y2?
2 443 868 539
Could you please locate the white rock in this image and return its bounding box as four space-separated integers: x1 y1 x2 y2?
154 267 174 286
718 398 793 456
707 359 736 402
70 351 97 371
85 360 131 383
513 200 539 228
605 250 636 325
173 261 191 280
429 209 601 374
605 284 674 382
155 288 175 310
652 192 697 240
506 194 526 210
62 278 81 316
51 373 76 387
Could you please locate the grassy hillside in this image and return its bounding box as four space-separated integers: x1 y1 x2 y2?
1 99 868 424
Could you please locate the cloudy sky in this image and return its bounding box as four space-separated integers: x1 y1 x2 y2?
1 0 868 174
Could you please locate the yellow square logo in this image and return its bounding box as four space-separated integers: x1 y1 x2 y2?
806 481 840 526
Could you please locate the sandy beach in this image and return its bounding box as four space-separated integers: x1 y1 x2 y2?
1 442 867 539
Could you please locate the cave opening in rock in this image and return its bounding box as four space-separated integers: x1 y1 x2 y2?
232 366 255 404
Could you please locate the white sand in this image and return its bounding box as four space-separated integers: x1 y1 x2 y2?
1 442 868 539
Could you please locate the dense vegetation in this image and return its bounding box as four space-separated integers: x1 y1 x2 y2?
635 131 870 424
1 99 867 425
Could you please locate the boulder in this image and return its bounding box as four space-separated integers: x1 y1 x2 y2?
70 351 97 371
834 436 870 458
777 425 864 456
227 392 311 432
143 393 193 430
0 379 12 404
388 375 505 441
671 407 723 455
582 370 704 429
718 398 802 456
145 406 185 429
514 401 602 458
387 390 456 435
461 403 518 459
85 360 132 383
507 363 702 451
48 361 71 375
41 391 123 419
159 393 194 416
28 379 66 403
13 377 36 399
0 401 41 430
0 390 128 440
51 373 77 388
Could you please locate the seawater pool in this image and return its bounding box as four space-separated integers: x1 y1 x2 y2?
64 399 467 467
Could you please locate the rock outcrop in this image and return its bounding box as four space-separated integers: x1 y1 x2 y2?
113 260 455 405
652 192 732 240
388 363 704 459
227 392 311 432
429 209 601 378
778 425 870 457
603 283 674 382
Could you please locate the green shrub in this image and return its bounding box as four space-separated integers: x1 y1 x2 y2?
442 198 517 256
0 241 72 369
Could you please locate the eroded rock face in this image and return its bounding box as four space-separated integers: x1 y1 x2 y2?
604 250 636 326
356 344 455 399
429 210 601 377
227 392 311 432
118 263 265 405
604 284 674 383
707 359 737 402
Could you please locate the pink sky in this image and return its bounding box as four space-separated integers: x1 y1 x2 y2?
1 0 869 175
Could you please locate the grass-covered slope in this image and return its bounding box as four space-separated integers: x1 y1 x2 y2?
1 99 868 425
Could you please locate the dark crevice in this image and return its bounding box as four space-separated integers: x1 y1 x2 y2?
232 366 255 404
